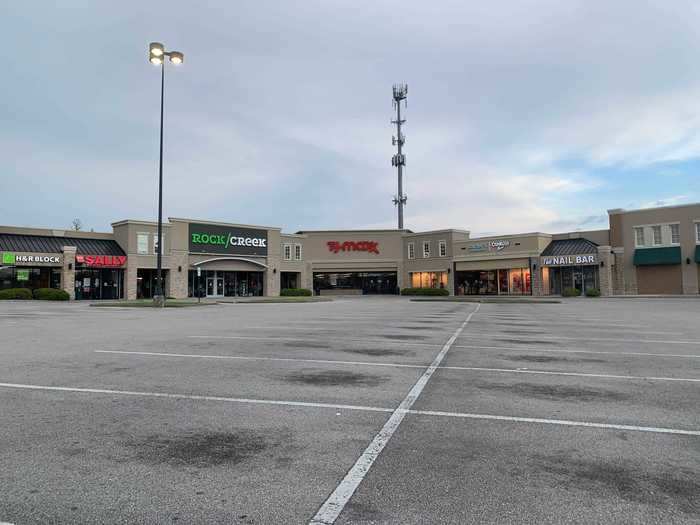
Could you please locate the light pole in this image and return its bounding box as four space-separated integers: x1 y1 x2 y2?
148 42 183 307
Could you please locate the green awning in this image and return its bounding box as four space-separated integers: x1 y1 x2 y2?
633 246 681 266
695 245 700 263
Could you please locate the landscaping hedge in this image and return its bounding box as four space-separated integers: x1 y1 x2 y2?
585 288 601 298
400 287 450 296
562 287 581 297
280 288 313 297
0 288 33 300
33 288 70 301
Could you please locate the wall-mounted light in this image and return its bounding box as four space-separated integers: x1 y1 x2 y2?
532 263 537 270
687 257 692 265
273 268 277 274
178 266 182 272
447 268 451 274
68 263 72 270
600 261 605 267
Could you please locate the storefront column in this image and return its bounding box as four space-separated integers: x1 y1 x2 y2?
531 262 544 296
266 255 281 296
598 246 613 296
61 246 76 300
169 251 189 299
126 263 138 300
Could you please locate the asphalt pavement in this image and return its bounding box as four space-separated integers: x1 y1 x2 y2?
0 297 698 524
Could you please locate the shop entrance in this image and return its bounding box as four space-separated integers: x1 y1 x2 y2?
188 270 263 298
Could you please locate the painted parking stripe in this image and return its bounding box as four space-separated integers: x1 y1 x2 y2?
96 350 700 383
96 350 429 370
0 382 393 414
0 381 698 437
453 344 700 359
188 334 442 348
457 334 700 345
308 304 481 525
409 410 700 436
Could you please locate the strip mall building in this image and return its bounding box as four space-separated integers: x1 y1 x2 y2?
1 203 699 299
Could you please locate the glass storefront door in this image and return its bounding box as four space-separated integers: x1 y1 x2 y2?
547 265 599 296
192 270 264 298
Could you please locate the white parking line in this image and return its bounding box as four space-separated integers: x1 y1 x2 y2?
458 334 700 345
453 344 700 359
95 350 700 383
308 304 481 525
0 381 698 438
409 410 700 436
0 382 393 414
188 334 441 348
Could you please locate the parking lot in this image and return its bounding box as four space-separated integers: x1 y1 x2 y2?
0 297 699 524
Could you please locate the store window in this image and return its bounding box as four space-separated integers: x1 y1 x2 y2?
153 234 165 255
456 268 530 296
294 244 302 261
670 224 680 244
0 267 61 291
407 242 415 259
283 244 292 261
634 227 645 247
696 222 700 243
137 233 149 254
438 240 447 257
423 241 430 258
652 225 662 245
75 268 124 300
410 271 447 289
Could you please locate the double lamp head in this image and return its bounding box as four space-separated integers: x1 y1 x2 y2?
149 42 183 65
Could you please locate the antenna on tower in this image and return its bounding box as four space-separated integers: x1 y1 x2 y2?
391 83 408 229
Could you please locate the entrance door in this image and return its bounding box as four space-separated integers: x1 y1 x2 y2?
206 277 215 297
216 276 224 296
572 268 583 294
206 272 225 297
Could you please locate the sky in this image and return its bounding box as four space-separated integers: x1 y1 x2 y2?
1 1 699 236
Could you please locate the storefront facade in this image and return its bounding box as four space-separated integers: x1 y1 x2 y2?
2 202 699 300
452 234 548 296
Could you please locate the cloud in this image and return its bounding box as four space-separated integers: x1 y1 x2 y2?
0 1 697 235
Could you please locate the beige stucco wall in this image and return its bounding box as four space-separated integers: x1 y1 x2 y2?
609 204 700 295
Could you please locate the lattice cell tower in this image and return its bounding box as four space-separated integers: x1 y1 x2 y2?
391 84 408 229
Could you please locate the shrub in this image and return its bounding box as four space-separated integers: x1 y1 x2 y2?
33 288 70 301
280 288 312 297
562 287 581 297
0 288 33 300
585 288 601 298
400 287 450 296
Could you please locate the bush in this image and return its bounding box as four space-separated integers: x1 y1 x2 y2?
0 288 33 300
400 287 450 296
33 288 70 301
562 287 581 297
280 288 312 297
585 288 601 298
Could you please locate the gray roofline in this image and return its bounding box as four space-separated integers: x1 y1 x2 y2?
466 232 552 241
403 228 470 237
111 219 171 228
608 202 700 215
295 229 413 234
167 217 282 231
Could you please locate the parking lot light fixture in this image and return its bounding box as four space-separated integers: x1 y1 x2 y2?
147 41 184 307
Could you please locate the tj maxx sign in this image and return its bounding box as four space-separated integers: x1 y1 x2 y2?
327 241 380 254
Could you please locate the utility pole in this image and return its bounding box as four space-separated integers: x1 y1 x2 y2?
391 84 408 229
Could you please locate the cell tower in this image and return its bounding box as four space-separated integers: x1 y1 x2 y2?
391 83 408 229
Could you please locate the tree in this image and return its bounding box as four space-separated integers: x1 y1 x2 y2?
70 218 83 231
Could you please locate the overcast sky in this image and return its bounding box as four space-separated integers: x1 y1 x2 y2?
1 1 699 236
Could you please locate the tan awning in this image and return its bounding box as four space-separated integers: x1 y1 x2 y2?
455 258 530 271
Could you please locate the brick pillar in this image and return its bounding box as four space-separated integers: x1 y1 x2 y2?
266 256 281 296
530 259 544 296
169 251 189 299
62 246 76 300
611 248 627 295
598 246 613 296
126 262 138 300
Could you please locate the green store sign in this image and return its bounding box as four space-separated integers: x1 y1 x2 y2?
2 252 14 265
188 223 268 256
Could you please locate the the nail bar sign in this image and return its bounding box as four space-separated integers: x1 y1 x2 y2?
76 255 127 268
327 241 380 255
541 254 597 266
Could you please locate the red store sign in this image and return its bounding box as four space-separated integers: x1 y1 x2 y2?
76 255 127 268
327 241 380 255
